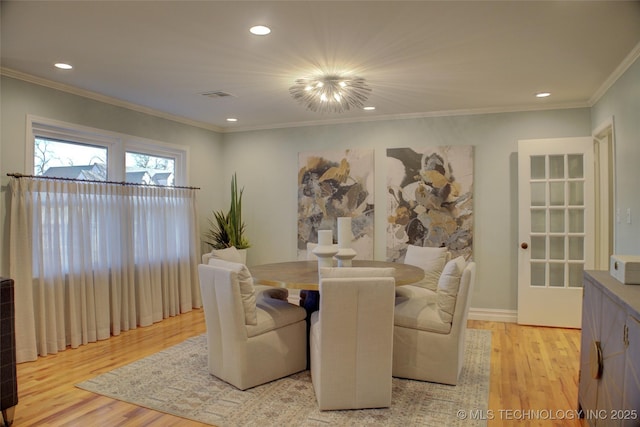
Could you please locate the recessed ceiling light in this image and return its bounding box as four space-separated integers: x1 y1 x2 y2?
54 62 73 70
363 106 376 111
226 118 238 122
249 25 271 36
535 92 551 98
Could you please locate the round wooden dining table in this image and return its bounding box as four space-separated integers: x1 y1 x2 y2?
251 259 424 369
250 259 424 291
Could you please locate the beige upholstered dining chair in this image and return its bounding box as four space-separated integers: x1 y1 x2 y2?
393 258 476 385
310 267 396 410
198 260 307 390
401 244 451 292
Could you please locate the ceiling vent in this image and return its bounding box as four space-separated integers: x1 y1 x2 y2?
200 90 236 99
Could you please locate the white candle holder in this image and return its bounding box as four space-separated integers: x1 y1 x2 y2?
335 248 357 267
335 217 357 267
313 229 338 268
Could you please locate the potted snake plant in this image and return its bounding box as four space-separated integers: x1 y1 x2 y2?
204 173 250 252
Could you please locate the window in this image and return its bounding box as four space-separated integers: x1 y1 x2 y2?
126 152 175 185
34 138 109 180
13 116 200 357
27 115 188 186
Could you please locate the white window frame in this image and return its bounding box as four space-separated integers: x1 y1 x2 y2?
26 115 189 186
124 138 187 186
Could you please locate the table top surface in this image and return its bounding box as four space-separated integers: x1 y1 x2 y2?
250 260 424 290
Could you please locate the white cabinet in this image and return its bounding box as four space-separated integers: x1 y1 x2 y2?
579 271 640 427
622 314 640 427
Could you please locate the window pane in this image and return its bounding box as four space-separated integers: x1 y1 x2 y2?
569 181 584 206
126 152 175 186
531 236 546 260
569 236 583 260
34 137 107 180
549 155 564 179
549 236 565 260
531 209 546 233
531 263 546 287
568 263 584 288
531 156 545 179
549 182 564 206
569 209 584 233
549 209 564 233
531 182 546 206
568 154 583 179
549 263 565 287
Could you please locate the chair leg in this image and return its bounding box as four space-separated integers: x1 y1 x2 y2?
2 406 16 427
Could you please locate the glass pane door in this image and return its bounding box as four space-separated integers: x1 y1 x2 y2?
518 137 594 328
529 154 585 289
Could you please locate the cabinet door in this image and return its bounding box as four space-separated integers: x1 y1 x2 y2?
623 315 640 427
598 291 627 427
580 279 601 417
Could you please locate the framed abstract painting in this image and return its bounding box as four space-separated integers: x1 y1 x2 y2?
298 149 374 260
387 146 474 262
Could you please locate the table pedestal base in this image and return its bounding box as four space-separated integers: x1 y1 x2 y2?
301 290 320 369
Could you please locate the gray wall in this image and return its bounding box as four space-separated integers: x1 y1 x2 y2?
591 58 640 255
2 54 638 313
221 110 591 312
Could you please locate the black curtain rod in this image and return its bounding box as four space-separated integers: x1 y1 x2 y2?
6 172 200 190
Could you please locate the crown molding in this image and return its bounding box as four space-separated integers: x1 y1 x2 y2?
589 41 640 106
0 66 598 135
1 67 224 133
223 101 590 133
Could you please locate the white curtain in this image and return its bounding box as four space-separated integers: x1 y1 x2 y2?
9 177 201 363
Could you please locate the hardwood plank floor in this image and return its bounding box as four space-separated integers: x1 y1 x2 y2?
468 320 587 427
11 311 586 426
13 309 209 427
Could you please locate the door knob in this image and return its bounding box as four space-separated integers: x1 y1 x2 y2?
521 242 528 249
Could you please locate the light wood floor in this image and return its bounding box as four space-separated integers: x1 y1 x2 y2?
11 310 587 427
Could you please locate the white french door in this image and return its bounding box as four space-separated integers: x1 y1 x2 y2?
517 137 595 328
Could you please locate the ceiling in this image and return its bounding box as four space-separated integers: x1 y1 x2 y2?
2 1 640 132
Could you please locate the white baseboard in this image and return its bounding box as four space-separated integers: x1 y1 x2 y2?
468 307 517 323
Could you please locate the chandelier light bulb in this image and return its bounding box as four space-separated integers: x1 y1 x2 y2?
289 74 372 113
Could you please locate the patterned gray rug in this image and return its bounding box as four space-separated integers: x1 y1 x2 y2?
77 329 491 426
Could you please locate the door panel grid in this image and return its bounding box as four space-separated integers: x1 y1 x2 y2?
528 153 586 289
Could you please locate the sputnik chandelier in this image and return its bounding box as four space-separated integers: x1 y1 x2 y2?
289 74 372 113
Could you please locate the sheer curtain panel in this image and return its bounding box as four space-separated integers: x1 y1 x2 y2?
9 177 201 363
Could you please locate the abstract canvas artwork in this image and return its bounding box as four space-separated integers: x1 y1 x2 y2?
387 146 474 262
298 149 374 260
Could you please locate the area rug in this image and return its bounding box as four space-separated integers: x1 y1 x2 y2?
77 329 491 426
